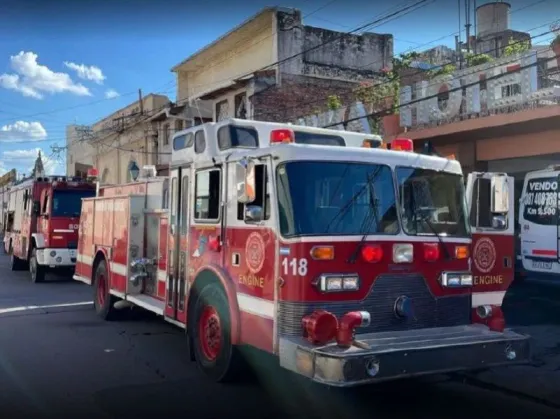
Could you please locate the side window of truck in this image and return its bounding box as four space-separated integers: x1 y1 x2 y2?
469 178 493 228
42 194 49 215
237 164 271 222
194 169 221 221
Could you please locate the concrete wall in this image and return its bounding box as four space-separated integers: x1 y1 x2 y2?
69 94 172 185
175 9 277 103
276 9 392 79
66 125 96 176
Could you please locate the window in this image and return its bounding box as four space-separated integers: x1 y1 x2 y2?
163 123 170 146
173 133 193 151
170 177 178 226
42 194 49 214
180 175 189 235
51 189 95 217
217 125 259 150
194 131 206 154
521 176 558 226
397 167 469 237
237 164 271 221
469 177 494 229
276 162 398 237
194 169 221 220
293 131 345 146
162 179 170 210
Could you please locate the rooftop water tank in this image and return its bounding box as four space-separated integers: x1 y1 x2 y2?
476 1 511 38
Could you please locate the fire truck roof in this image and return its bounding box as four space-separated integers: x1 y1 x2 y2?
170 118 462 176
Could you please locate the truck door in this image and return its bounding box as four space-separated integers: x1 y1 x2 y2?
165 166 190 323
466 172 515 308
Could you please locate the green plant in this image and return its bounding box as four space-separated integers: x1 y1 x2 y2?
426 63 456 79
326 95 342 111
353 52 418 116
503 37 531 57
465 52 493 67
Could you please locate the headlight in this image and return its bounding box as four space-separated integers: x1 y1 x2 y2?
315 274 360 292
439 272 472 287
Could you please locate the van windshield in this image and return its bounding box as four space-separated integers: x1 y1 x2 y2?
52 189 95 217
395 167 469 237
522 176 559 225
276 161 399 237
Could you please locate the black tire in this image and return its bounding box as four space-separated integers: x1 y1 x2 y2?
10 247 24 271
93 260 119 321
190 283 244 382
29 248 46 283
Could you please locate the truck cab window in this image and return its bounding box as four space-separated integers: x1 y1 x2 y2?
469 178 492 228
194 169 220 221
237 164 270 221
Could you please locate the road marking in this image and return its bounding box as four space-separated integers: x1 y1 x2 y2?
0 301 93 315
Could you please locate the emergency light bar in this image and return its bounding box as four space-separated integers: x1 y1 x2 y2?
391 138 414 152
270 129 295 144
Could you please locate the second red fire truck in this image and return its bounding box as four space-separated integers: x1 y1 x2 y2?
3 175 95 282
74 118 530 386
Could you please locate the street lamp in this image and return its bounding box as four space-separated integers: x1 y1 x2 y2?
129 161 140 181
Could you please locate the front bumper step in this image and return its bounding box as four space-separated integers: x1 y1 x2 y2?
279 324 531 387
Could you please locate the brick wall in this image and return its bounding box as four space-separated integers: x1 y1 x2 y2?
252 73 359 122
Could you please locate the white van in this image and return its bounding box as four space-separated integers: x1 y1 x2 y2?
519 166 560 276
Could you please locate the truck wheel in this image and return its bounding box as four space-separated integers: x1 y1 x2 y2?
191 283 244 382
30 248 46 283
93 260 118 321
10 249 24 271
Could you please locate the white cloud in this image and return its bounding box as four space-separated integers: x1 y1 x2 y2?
0 121 47 143
1 148 59 175
104 89 119 99
0 51 91 99
0 161 6 176
63 61 106 85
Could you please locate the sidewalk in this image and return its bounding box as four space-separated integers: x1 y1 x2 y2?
461 324 560 406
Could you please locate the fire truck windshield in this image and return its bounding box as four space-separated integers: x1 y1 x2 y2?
52 189 95 217
395 167 469 237
276 161 399 237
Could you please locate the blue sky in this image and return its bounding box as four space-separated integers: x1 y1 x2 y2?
0 0 554 177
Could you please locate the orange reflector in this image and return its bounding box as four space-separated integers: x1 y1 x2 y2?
446 154 456 160
455 245 469 259
310 246 335 260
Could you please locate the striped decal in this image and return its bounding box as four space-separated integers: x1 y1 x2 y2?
532 249 557 256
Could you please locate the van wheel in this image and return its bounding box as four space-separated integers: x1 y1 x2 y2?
30 248 46 283
93 260 118 321
190 283 244 382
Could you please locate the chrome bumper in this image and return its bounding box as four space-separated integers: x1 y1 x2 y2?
279 324 531 387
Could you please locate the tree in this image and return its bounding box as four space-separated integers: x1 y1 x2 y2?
31 150 45 178
503 37 531 57
465 52 493 68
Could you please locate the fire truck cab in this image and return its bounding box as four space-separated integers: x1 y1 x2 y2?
74 118 529 386
4 176 96 282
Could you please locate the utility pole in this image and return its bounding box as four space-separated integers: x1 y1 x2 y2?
465 0 472 54
138 89 144 115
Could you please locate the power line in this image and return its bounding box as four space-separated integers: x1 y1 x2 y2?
323 51 560 129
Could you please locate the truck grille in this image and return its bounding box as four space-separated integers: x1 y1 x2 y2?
277 274 471 337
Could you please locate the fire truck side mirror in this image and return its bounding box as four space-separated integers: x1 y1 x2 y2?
32 200 40 216
236 159 256 204
490 175 509 214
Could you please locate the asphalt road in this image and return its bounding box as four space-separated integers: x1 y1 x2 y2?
0 254 559 419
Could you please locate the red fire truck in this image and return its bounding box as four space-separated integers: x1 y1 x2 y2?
3 175 96 282
74 118 530 386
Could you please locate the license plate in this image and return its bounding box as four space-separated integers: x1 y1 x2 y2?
532 260 552 270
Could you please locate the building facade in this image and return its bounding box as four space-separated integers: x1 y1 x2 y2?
171 7 393 123
66 94 171 184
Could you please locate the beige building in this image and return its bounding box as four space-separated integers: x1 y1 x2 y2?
66 94 213 183
171 7 393 123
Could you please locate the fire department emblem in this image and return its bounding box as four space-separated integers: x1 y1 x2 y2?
245 232 265 274
473 237 496 273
